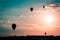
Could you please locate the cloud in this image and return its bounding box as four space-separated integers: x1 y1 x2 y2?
48 4 60 7
0 20 3 23
0 26 12 33
47 4 60 9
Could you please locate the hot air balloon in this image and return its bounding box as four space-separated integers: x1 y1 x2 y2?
44 32 47 35
12 23 16 30
30 7 33 12
43 6 45 8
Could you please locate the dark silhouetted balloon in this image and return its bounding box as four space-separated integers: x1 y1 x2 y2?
43 6 45 8
12 23 16 30
30 7 33 12
44 32 47 35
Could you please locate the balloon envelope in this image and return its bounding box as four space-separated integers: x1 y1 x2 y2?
43 6 45 8
12 24 16 30
44 32 47 35
30 7 33 12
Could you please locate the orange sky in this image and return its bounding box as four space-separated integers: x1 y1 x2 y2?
0 4 60 37
13 4 60 36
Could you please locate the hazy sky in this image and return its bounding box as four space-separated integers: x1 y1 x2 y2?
0 0 60 37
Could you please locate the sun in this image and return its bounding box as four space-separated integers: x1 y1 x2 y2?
44 15 53 24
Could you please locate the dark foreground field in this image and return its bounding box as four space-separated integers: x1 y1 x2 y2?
0 35 60 40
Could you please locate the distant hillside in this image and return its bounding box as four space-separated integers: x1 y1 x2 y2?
0 35 60 40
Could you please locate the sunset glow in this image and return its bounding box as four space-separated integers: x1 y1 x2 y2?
44 15 53 24
0 0 60 37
